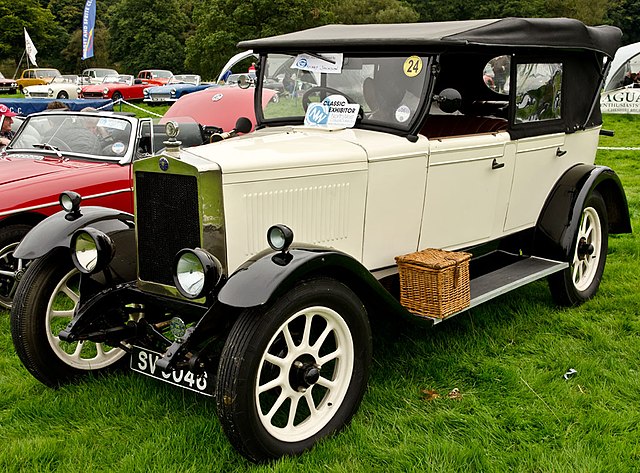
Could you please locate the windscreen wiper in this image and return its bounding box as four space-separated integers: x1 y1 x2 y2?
33 143 63 158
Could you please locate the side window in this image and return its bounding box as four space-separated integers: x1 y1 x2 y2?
484 55 510 95
514 63 562 124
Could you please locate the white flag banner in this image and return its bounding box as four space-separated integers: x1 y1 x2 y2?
24 28 38 66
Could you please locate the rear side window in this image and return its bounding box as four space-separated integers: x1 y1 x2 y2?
514 63 562 123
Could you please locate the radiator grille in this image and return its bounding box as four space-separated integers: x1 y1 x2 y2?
136 171 200 285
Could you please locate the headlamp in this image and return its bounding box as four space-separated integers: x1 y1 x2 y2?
173 248 222 299
103 87 109 95
267 224 294 252
59 191 82 219
70 228 115 274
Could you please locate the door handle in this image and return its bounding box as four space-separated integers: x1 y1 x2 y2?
556 147 567 157
491 158 504 169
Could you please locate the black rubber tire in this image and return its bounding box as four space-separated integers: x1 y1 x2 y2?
112 91 123 102
0 224 32 309
10 249 127 388
216 277 372 462
57 91 69 99
548 191 608 306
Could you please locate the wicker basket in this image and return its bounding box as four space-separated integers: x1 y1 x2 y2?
395 248 471 318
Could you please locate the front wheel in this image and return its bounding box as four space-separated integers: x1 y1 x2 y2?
111 91 123 102
216 277 372 462
548 191 608 306
10 249 127 388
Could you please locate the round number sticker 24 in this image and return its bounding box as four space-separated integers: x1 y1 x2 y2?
403 56 423 77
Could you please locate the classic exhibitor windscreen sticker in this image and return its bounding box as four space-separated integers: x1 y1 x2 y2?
304 94 360 128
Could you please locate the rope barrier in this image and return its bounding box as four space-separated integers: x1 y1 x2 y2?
597 146 640 151
107 98 164 118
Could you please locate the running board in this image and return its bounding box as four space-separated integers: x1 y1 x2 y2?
427 255 568 325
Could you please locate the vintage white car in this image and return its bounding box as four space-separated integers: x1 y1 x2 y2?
23 75 80 99
10 18 632 462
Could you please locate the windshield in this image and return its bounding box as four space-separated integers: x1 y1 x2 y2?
170 75 199 85
103 75 132 84
9 114 133 160
37 70 59 78
261 53 430 131
152 71 172 78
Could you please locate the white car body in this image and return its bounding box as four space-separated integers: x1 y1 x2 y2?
23 75 80 99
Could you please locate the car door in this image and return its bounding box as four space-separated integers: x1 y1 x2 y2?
419 132 515 250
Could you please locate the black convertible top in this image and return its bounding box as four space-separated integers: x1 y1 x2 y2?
239 18 621 58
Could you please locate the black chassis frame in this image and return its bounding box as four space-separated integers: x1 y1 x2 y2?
13 163 631 378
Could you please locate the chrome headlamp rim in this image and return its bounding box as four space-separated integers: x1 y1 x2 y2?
173 248 222 300
70 227 115 274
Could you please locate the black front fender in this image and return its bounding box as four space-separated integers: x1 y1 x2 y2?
14 206 134 260
535 164 632 261
217 246 407 318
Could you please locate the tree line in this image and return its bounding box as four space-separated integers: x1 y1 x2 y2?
0 0 637 80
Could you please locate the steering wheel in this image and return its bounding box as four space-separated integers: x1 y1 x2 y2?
301 86 358 112
48 137 72 152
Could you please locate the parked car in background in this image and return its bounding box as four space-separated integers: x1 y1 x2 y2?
143 74 214 103
0 109 222 308
136 69 173 86
79 74 151 101
161 85 275 131
16 68 61 92
23 75 80 99
0 73 18 94
79 68 119 85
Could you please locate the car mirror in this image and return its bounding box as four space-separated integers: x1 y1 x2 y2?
433 88 462 114
237 74 252 89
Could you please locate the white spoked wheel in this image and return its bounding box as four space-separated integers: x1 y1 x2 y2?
572 206 602 292
256 306 354 442
11 249 128 387
45 268 126 370
216 277 372 462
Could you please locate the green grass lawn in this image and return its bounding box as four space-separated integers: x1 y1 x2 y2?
0 115 638 472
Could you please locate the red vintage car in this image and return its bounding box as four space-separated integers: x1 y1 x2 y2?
137 69 173 86
0 103 255 308
79 74 151 101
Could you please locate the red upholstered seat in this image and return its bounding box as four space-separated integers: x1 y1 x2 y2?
421 115 508 139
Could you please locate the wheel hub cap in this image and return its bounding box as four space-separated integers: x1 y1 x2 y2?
577 237 595 260
291 360 321 391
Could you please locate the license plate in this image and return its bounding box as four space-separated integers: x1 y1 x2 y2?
130 346 214 396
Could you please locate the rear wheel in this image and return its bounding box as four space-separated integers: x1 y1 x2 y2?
548 191 608 306
0 224 32 309
10 249 127 387
216 278 372 462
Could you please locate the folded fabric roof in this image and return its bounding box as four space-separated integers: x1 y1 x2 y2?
238 18 621 58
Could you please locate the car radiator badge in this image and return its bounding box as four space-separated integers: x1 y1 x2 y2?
159 157 169 171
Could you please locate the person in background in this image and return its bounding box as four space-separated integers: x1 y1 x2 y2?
0 104 18 148
46 100 70 111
